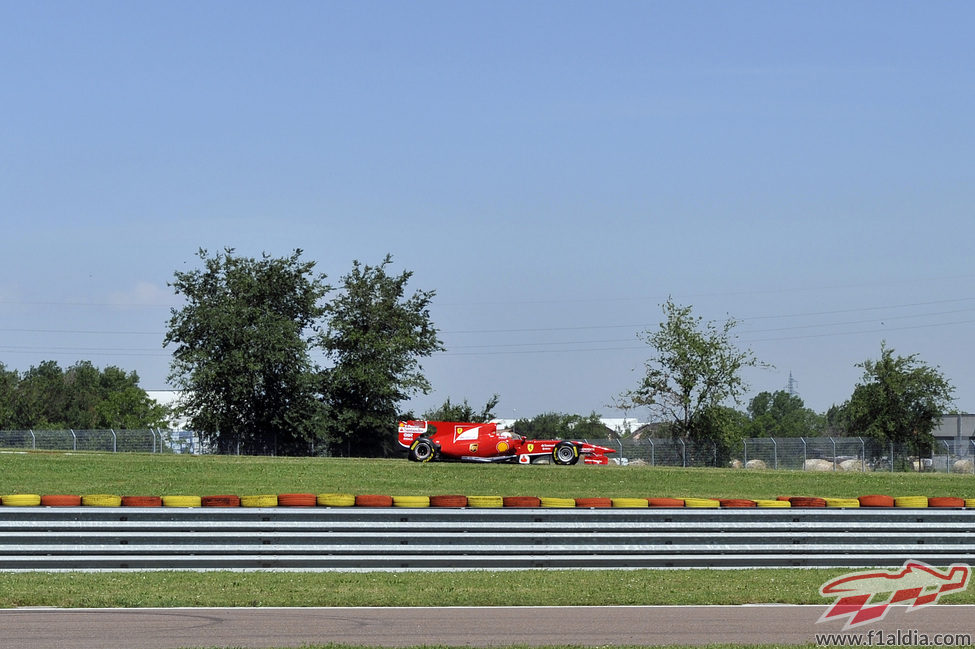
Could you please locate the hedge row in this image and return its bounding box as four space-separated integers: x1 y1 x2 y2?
2 493 975 508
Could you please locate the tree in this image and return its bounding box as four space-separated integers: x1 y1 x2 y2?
320 255 443 457
745 390 825 438
512 412 608 439
846 342 954 459
165 248 330 455
423 394 500 423
621 298 767 444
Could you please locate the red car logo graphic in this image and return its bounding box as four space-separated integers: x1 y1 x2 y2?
819 560 970 629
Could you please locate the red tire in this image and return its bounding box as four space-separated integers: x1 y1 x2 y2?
719 498 756 508
789 497 827 508
928 496 965 508
355 494 393 507
40 495 81 507
121 496 162 507
776 496 792 502
503 496 542 508
277 493 317 507
429 494 468 508
858 494 895 507
574 497 612 508
647 498 685 508
202 495 241 507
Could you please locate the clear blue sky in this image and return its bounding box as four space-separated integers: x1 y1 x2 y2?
2 1 973 420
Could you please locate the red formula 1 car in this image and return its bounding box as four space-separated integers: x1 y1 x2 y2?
397 420 616 465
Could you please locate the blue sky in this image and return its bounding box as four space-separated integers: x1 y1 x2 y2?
2 2 973 420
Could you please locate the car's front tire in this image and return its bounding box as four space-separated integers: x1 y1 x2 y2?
408 438 436 463
552 441 579 465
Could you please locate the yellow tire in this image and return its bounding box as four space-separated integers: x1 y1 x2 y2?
240 494 278 508
539 497 576 508
755 499 790 508
966 499 975 508
466 495 503 508
82 494 122 507
894 495 928 508
2 494 41 507
683 498 720 508
611 497 648 508
392 495 430 508
825 498 860 508
162 495 201 508
317 493 355 507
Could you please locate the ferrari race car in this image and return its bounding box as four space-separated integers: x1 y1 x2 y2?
397 420 616 465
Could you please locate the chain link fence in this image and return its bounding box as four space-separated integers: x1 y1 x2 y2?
0 429 196 454
583 436 975 473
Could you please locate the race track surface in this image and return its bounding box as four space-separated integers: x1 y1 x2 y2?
3 605 974 648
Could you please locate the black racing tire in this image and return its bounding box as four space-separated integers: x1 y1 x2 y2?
552 441 579 465
408 438 436 463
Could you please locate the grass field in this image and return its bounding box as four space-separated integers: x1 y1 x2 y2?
1 450 974 614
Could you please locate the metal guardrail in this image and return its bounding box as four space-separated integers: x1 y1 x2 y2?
1 508 974 571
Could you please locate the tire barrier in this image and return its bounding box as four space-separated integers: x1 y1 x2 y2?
1 494 41 507
121 496 162 507
789 497 827 508
81 494 122 507
4 507 975 571
539 497 575 508
755 499 790 508
611 497 648 508
162 496 202 508
202 495 241 508
240 495 278 508
39 495 81 507
684 498 720 508
928 497 965 508
354 494 393 508
429 494 468 508
502 496 540 508
719 499 756 508
825 498 860 508
574 497 612 508
859 494 895 507
392 495 430 508
466 495 503 508
894 495 928 508
648 498 685 508
277 493 317 507
317 493 355 507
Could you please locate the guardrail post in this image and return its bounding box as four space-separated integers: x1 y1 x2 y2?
829 436 837 471
771 437 778 470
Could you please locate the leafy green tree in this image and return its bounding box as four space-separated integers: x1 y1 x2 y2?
165 248 330 455
14 360 65 428
0 363 18 429
620 298 767 444
745 390 825 438
512 412 608 439
846 342 954 459
423 394 500 423
320 255 443 457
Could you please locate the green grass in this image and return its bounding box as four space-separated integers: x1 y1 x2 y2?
1 450 973 499
2 450 974 614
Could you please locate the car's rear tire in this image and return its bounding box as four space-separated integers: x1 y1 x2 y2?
409 438 436 463
552 441 579 465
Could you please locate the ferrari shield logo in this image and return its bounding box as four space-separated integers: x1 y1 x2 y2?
527 443 534 452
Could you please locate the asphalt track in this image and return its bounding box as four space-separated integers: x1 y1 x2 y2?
3 605 975 648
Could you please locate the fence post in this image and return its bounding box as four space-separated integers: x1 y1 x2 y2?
801 437 807 470
648 439 655 467
29 429 35 450
680 438 686 467
743 439 748 466
943 440 951 474
858 437 865 472
110 429 117 453
890 441 894 473
829 436 837 471
70 429 77 451
771 437 778 470
712 443 717 467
